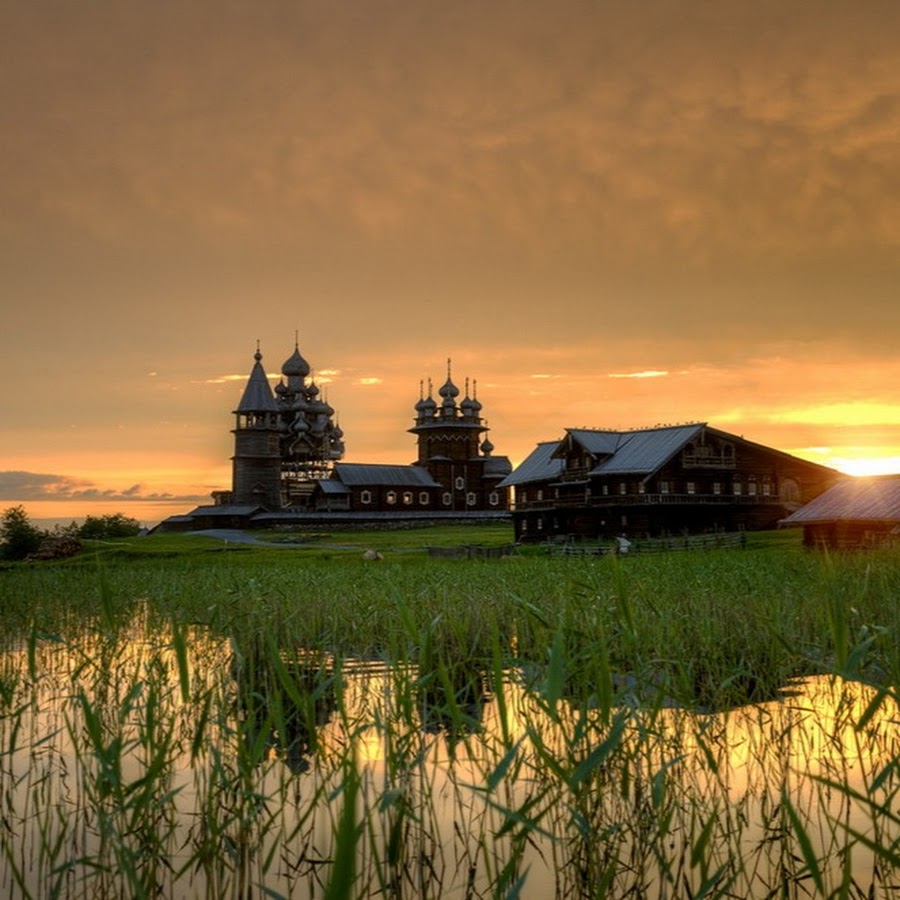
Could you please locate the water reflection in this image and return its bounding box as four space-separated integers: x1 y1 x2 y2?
1 615 899 898
229 639 337 774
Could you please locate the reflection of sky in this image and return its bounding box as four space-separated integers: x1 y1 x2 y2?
2 621 898 896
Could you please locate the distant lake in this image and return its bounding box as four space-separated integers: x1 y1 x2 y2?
17 498 202 531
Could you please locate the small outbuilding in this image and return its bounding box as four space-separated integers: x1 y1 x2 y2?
781 476 900 549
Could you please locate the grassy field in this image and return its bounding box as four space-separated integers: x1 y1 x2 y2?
2 525 900 897
3 524 899 708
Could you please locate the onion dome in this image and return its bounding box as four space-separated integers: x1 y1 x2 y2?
414 380 430 415
274 380 287 395
438 377 459 401
292 415 309 433
421 379 437 416
282 343 310 378
438 357 459 398
480 436 494 456
461 379 482 419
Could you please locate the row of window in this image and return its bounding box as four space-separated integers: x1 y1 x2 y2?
521 479 780 501
522 514 630 533
359 490 501 507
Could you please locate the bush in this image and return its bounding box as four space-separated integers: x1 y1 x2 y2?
78 513 142 539
0 506 46 561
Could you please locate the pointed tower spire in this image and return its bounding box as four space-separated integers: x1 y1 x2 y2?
236 345 277 413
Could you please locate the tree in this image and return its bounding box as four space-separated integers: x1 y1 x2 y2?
0 506 45 561
78 513 142 539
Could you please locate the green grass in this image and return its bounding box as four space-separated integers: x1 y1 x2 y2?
3 526 900 708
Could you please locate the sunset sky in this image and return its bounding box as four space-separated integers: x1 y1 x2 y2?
3 0 900 525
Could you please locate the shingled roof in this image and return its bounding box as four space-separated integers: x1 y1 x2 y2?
584 424 703 476
332 463 440 487
502 425 705 487
496 442 563 488
782 477 900 525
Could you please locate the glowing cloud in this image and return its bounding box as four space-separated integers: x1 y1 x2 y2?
608 370 670 379
770 403 900 427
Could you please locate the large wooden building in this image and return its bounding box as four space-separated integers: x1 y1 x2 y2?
498 424 845 542
162 341 511 529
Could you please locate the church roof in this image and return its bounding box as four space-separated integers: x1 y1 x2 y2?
333 463 441 487
236 351 278 413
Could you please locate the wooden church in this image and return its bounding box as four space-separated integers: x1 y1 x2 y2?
161 340 512 530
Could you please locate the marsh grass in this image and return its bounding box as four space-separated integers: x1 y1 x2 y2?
3 530 900 895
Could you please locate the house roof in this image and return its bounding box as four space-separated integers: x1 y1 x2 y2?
562 429 622 457
587 424 704 476
496 442 564 488
503 425 704 487
782 477 900 525
504 422 842 489
332 463 441 487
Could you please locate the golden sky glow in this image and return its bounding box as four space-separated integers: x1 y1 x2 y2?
2 1 900 523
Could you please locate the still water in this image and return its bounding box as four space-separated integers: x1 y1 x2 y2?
1 612 898 898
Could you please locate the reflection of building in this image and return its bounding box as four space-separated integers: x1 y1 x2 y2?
499 424 845 542
162 341 511 530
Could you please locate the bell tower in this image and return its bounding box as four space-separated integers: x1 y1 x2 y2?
231 346 282 508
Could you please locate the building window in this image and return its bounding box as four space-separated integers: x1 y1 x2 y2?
619 482 627 495
489 491 499 506
419 491 430 505
620 515 628 528
536 517 544 531
638 482 645 494
602 484 609 495
361 490 372 505
762 483 771 497
713 482 722 495
403 491 413 505
455 476 465 490
442 492 452 506
687 482 696 494
536 489 544 501
466 492 476 506
520 489 528 503
387 490 397 505
659 481 670 494
748 482 757 496
733 483 742 496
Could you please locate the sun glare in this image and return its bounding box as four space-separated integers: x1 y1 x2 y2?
832 456 900 477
